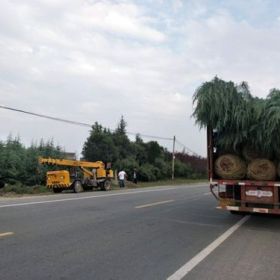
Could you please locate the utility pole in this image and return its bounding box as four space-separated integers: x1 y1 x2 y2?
172 135 175 180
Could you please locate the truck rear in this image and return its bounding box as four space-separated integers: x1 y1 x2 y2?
208 127 280 215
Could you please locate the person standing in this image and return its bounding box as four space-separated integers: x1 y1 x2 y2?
133 169 137 184
118 170 127 188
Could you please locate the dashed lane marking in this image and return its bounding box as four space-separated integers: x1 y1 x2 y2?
135 200 174 209
0 232 14 238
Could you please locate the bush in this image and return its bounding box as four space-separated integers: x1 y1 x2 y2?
138 164 159 181
154 157 171 179
114 157 139 181
174 160 193 178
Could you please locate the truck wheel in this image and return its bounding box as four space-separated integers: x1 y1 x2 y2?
230 210 245 215
74 181 84 193
53 188 63 193
101 180 111 191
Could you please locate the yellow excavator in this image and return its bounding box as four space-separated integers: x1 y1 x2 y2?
38 157 114 193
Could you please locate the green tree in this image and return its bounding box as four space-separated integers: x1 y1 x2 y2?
113 116 133 159
82 122 118 163
24 144 41 185
146 141 163 164
0 135 26 183
131 134 148 165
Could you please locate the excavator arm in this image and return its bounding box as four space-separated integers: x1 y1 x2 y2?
38 157 105 169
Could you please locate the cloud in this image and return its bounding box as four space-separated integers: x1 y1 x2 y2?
181 10 280 97
1 0 280 157
64 1 166 42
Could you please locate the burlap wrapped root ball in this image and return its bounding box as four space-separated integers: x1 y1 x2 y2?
247 159 276 181
214 154 246 179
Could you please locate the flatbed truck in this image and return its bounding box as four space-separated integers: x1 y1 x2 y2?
208 127 280 215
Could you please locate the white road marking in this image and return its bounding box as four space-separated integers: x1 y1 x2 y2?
0 232 14 238
135 200 174 209
167 215 250 280
203 192 211 195
0 186 207 208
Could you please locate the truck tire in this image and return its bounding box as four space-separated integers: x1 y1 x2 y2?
101 180 111 191
74 181 84 193
230 210 245 215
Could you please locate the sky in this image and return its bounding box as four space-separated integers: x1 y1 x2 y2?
1 0 280 157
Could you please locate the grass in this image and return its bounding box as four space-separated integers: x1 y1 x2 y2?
0 178 208 197
0 183 52 197
111 178 208 189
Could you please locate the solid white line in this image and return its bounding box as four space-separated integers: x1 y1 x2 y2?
0 232 14 238
0 187 186 208
167 215 250 280
135 200 174 209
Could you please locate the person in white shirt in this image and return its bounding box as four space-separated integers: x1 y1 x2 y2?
118 170 127 188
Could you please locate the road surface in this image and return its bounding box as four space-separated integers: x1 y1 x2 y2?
1 184 280 280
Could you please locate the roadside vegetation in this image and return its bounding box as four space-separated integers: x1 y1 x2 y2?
82 116 206 182
0 117 207 195
0 179 207 196
0 137 63 187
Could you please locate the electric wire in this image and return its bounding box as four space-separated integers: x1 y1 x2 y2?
0 105 91 127
175 139 200 157
1 105 201 155
129 133 173 141
0 105 173 141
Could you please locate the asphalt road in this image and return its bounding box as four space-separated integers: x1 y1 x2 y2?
0 184 280 280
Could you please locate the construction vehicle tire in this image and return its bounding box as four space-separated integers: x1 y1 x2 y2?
74 181 84 193
101 180 111 191
53 188 63 193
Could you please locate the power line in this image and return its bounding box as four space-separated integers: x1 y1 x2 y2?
129 133 173 141
0 105 202 156
0 105 173 141
0 105 91 127
175 138 200 157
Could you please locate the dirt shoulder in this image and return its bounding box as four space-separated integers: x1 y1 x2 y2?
0 179 207 198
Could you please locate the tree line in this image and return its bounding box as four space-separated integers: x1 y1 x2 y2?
0 136 63 187
82 117 207 182
0 117 207 187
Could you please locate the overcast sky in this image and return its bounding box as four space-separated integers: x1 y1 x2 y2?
1 0 280 157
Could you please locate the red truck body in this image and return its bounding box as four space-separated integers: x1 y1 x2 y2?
207 127 280 214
